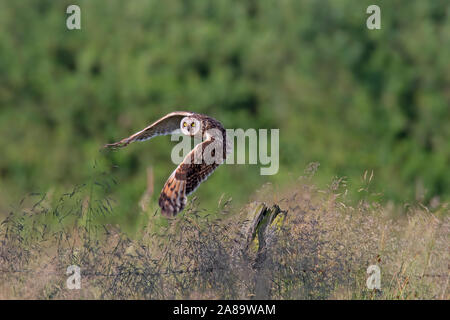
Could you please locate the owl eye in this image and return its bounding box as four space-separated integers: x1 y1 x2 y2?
183 122 187 127
191 122 195 127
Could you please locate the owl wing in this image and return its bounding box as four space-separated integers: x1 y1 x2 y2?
158 137 222 217
104 111 193 149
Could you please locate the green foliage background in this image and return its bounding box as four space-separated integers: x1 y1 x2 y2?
0 0 449 226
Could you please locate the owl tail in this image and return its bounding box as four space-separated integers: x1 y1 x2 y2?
159 173 187 217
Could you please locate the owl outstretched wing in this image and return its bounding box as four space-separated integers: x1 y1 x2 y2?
158 137 222 217
104 111 193 149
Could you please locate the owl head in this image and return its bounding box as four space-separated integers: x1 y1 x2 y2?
180 117 201 136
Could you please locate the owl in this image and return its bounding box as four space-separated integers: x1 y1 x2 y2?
104 111 227 217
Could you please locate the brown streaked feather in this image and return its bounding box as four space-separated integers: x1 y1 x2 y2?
158 136 223 217
104 111 193 149
184 162 220 195
159 172 187 217
104 111 227 217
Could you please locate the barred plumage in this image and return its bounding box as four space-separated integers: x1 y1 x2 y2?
104 111 227 217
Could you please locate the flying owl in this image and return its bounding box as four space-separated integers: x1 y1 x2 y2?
104 111 227 217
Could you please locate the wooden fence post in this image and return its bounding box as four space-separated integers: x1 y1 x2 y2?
234 202 285 299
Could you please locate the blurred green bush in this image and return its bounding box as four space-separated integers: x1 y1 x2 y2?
0 0 449 223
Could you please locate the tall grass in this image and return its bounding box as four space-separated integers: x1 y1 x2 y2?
0 166 448 299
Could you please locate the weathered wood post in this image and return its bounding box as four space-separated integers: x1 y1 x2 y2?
233 202 285 299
